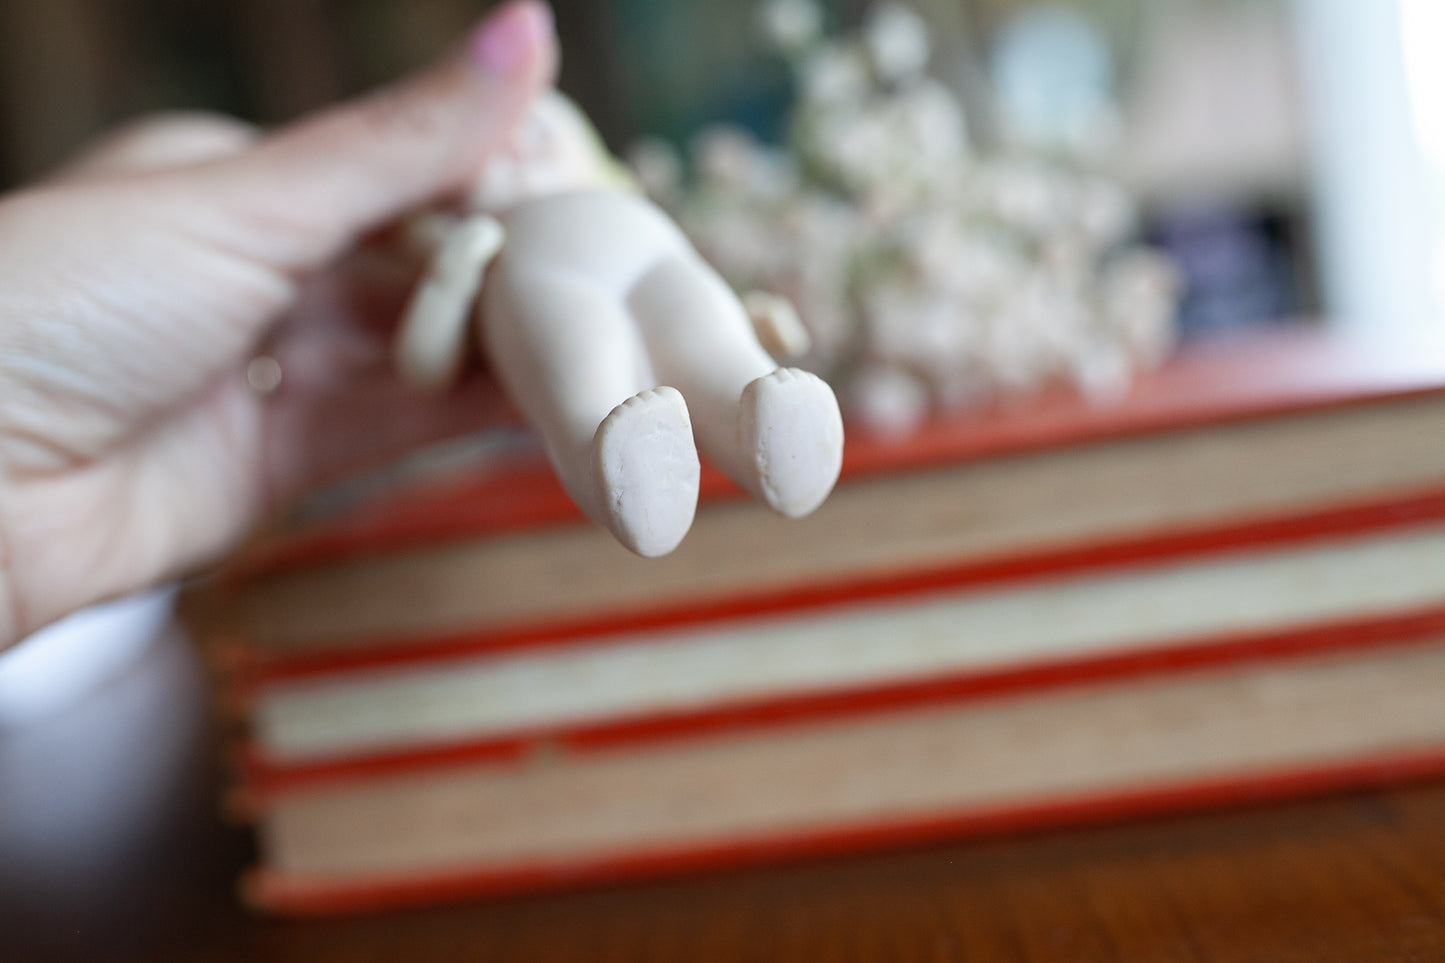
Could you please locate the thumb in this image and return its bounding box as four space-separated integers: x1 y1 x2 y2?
194 0 556 271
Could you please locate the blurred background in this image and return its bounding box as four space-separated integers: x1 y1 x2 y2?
2 0 1443 347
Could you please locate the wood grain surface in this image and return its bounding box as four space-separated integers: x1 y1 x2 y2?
3 623 1444 963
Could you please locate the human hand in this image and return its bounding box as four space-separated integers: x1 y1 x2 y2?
0 0 557 647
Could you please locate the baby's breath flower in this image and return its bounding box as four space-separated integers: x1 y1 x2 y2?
630 1 1181 431
759 0 823 53
863 2 931 83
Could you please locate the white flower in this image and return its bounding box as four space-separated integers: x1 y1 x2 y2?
809 106 895 190
900 214 963 282
759 0 823 53
741 144 800 201
627 138 682 200
1038 235 1093 292
785 194 862 250
862 279 928 362
1075 176 1135 245
917 230 990 300
693 126 763 190
847 364 932 436
863 3 931 83
892 80 968 166
1070 340 1132 404
790 268 855 365
800 44 870 105
694 210 778 278
627 0 1180 426
982 161 1065 236
1100 250 1181 367
951 233 1025 302
983 310 1050 392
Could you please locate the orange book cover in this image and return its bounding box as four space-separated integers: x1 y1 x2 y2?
213 327 1445 915
231 503 1445 804
229 324 1445 577
224 483 1445 689
240 626 1445 916
236 601 1445 805
246 750 1445 917
201 324 1445 682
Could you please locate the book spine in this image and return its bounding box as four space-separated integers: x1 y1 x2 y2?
233 607 1445 808
231 328 1445 577
242 743 1445 916
226 485 1445 686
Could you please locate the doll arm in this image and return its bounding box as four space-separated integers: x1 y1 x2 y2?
742 289 811 359
394 213 505 390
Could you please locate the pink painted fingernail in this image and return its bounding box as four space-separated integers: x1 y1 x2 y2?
467 0 554 77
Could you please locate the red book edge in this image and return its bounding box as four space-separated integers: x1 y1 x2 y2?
233 607 1445 809
227 325 1445 579
223 483 1445 688
241 745 1445 917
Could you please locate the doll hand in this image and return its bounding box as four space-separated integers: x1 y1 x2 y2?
395 213 507 390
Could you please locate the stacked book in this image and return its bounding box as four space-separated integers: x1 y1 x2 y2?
188 325 1445 916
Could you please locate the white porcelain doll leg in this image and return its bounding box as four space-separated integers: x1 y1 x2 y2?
628 256 844 518
479 269 700 557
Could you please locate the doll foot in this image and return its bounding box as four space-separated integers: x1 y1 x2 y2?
738 368 844 518
592 386 701 557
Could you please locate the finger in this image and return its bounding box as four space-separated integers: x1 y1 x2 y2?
251 268 522 504
192 0 556 272
54 112 259 181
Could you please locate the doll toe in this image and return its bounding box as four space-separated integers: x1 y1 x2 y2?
737 368 845 518
591 386 700 557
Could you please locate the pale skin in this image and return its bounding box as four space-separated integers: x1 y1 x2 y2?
0 1 557 649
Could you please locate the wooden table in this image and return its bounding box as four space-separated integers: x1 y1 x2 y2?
4 623 1445 963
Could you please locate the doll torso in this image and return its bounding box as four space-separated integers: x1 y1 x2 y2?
490 189 691 294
